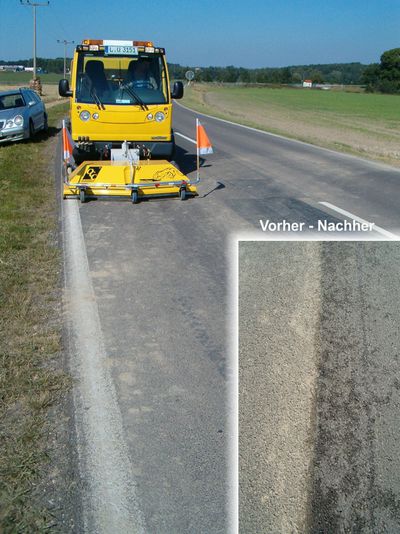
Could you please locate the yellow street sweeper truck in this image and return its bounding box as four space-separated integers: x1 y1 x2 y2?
59 39 198 202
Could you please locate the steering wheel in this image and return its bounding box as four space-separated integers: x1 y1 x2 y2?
132 80 154 89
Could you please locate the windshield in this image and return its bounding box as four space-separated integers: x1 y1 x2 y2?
75 53 168 106
0 93 25 110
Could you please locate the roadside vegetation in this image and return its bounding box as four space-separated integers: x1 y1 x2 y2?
0 102 71 532
0 72 61 85
181 83 400 166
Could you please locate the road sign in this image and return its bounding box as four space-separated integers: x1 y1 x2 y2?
185 70 195 81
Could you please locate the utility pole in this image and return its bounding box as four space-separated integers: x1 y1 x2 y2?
57 39 75 78
20 0 49 80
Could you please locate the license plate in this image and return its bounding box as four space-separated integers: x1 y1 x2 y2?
105 45 138 55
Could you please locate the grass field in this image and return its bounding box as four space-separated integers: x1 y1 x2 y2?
0 102 71 531
0 72 62 84
181 84 400 166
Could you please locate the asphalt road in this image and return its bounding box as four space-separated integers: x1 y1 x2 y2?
173 102 400 235
239 242 400 533
61 103 400 533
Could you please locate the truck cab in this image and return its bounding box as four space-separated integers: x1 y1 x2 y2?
59 39 183 162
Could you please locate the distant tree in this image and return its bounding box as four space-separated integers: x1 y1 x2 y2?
292 71 303 83
362 63 380 91
238 68 251 83
364 48 400 93
280 67 293 84
269 69 282 83
223 66 239 83
255 70 268 83
216 68 226 83
380 48 400 77
310 70 324 84
330 70 343 84
378 48 400 92
202 69 213 82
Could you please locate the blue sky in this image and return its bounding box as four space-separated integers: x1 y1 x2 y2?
0 0 398 67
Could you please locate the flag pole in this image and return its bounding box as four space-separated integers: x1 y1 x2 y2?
196 118 200 182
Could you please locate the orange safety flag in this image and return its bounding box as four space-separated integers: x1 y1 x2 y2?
62 119 76 166
196 118 213 155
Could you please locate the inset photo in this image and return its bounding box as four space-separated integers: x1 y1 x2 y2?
239 241 400 533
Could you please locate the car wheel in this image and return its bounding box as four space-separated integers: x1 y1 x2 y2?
43 113 48 132
29 120 35 139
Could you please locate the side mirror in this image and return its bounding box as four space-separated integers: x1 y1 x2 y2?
28 101 35 107
171 81 184 100
59 79 73 97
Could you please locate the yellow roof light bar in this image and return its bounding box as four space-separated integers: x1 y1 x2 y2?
82 39 154 47
82 39 102 45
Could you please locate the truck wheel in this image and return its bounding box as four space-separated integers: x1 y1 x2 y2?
179 188 187 201
131 190 139 204
79 189 86 203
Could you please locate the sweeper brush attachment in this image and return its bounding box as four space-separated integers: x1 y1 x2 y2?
63 158 198 203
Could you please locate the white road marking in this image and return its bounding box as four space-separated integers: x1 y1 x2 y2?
62 198 145 534
319 201 399 239
175 131 196 144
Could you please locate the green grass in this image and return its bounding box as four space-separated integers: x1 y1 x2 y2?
181 84 400 165
0 72 62 85
0 102 71 532
208 85 400 120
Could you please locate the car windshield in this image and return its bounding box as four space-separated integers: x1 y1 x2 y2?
0 93 25 110
76 53 168 106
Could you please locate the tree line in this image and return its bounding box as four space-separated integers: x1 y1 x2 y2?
2 48 400 93
0 57 368 83
172 48 400 93
169 62 367 85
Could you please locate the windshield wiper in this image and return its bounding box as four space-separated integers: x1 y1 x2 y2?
120 83 148 111
90 86 105 110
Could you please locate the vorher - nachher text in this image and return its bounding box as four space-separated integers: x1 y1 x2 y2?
259 219 375 232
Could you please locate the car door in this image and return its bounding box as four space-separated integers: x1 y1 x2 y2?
25 90 43 130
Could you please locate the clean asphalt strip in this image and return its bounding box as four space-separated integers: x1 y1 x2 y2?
62 197 145 534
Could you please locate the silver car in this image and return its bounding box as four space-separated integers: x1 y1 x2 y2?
0 88 48 144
